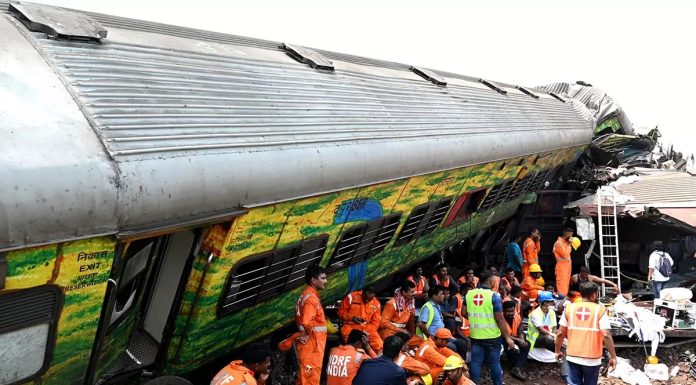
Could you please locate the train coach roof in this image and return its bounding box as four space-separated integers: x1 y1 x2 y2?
0 1 594 250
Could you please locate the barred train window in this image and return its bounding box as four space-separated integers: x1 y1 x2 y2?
0 285 62 385
395 198 452 246
327 213 402 272
218 235 328 316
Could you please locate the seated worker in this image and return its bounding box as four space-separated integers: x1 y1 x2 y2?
211 342 271 385
440 356 475 385
337 286 383 352
526 291 558 363
521 264 545 305
326 330 375 385
441 286 468 358
408 266 430 309
393 332 432 385
489 266 501 294
501 268 521 296
502 300 529 381
431 263 458 289
503 285 522 315
570 265 620 294
456 267 479 288
380 281 416 339
353 335 407 385
452 283 472 339
414 328 461 382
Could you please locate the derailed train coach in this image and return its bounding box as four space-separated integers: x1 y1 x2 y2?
0 1 594 384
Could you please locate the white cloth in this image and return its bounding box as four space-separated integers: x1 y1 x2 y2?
559 306 611 366
648 251 673 282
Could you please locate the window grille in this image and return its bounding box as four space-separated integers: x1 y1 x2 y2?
219 235 328 316
395 198 452 246
328 213 402 272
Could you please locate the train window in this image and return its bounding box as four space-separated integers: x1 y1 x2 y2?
395 198 452 246
327 214 403 272
508 173 534 199
219 235 328 316
0 285 62 385
478 183 504 212
110 240 154 326
395 204 429 246
442 188 488 227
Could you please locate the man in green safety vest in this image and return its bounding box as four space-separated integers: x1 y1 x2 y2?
462 270 514 385
417 286 446 340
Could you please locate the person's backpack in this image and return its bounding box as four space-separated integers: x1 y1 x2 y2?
657 251 672 278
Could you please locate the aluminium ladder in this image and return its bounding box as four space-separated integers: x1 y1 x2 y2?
597 188 622 297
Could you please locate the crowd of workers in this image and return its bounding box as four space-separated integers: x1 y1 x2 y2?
212 227 623 385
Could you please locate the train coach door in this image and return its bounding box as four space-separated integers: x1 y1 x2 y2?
90 230 198 384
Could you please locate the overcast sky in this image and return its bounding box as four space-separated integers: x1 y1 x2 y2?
39 0 695 156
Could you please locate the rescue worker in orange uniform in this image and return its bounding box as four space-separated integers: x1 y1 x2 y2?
211 342 271 385
440 356 475 385
503 285 523 315
553 228 574 296
456 268 478 288
431 263 457 289
414 328 461 382
325 330 375 385
379 281 419 343
521 264 545 305
337 286 383 352
408 266 430 308
556 281 617 385
295 265 328 385
522 228 541 279
393 332 432 384
502 300 529 381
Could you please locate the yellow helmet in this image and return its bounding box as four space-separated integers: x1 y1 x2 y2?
529 263 543 273
443 355 464 370
537 276 545 287
326 319 338 334
419 374 433 385
646 356 659 364
571 237 581 250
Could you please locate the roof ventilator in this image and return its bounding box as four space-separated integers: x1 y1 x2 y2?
9 1 107 43
281 43 335 71
410 66 447 86
480 79 507 95
549 92 567 103
516 86 539 99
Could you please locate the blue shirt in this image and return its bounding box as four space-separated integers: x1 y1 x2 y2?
352 356 407 385
419 300 445 335
492 292 503 313
506 242 523 272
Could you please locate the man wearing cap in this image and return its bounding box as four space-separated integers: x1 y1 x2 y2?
526 291 557 362
556 281 617 385
440 356 475 385
521 264 545 304
553 228 574 296
462 270 514 385
413 328 461 382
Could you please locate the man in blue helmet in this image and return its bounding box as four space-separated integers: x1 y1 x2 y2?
526 291 558 362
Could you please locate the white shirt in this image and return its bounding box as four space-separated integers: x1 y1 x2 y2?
559 307 611 366
648 251 673 282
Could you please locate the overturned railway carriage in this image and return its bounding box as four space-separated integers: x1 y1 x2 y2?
0 2 593 384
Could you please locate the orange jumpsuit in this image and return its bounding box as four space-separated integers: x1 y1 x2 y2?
553 237 572 296
395 352 431 376
521 275 544 304
414 338 461 381
379 297 414 339
522 237 540 279
295 286 327 385
337 290 383 352
325 345 374 385
211 360 258 385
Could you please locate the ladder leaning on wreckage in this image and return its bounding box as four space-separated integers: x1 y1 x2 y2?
0 1 594 384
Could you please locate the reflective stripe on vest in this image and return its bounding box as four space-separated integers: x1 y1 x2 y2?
416 302 436 339
566 302 605 359
465 288 500 339
396 354 407 366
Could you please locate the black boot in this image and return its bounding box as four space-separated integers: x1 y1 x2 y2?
511 367 527 381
